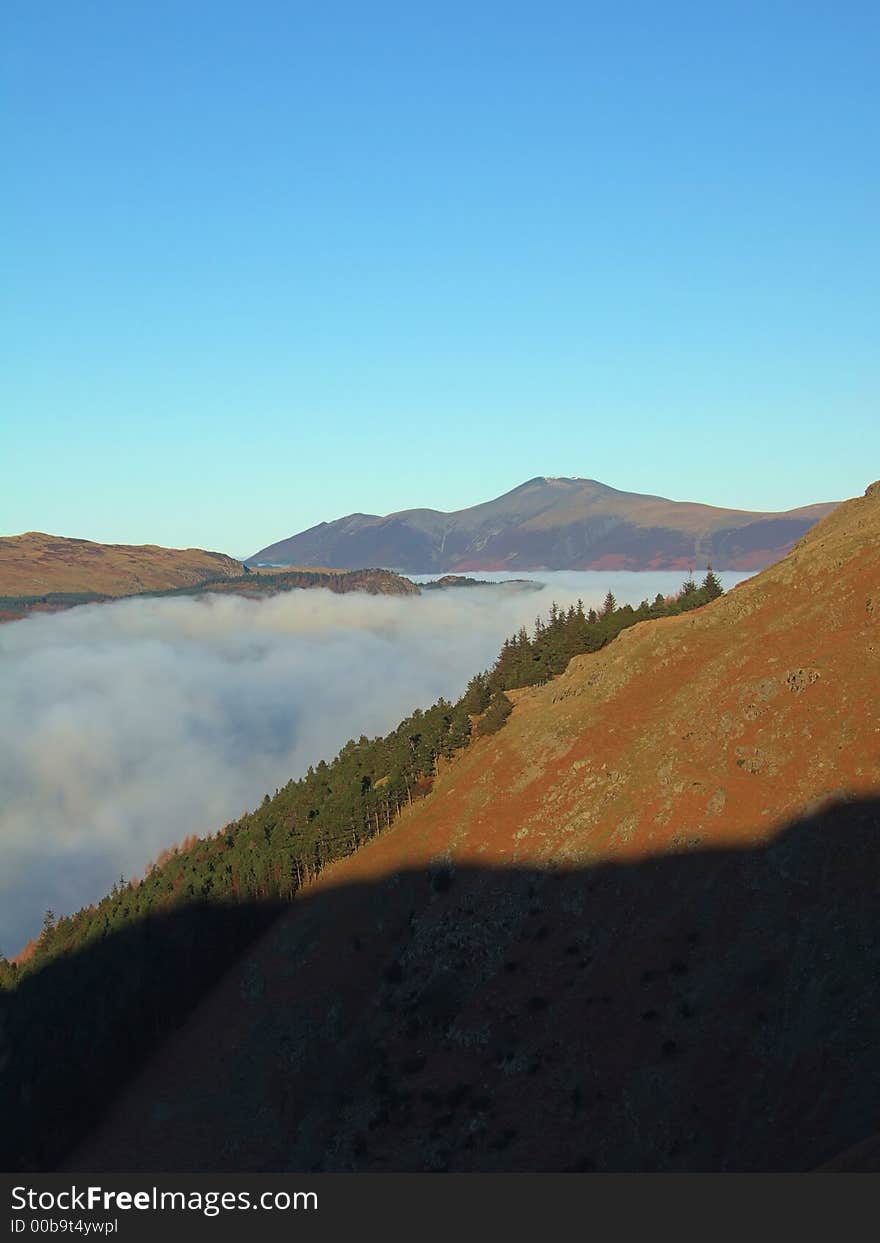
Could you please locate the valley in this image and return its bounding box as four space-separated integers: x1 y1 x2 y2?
3 483 877 1171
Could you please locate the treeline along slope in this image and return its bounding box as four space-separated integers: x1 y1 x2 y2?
1 572 724 1168
55 480 880 1173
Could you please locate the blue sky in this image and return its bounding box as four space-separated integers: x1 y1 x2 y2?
3 1 878 558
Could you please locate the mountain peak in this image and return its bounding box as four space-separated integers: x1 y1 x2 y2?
248 479 840 572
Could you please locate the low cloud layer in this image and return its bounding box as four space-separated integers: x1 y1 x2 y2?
0 571 750 954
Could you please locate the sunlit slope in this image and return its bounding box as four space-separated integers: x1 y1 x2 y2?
266 477 879 877
0 532 243 596
72 483 880 1172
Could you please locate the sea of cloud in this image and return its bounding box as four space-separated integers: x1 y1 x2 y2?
0 570 751 954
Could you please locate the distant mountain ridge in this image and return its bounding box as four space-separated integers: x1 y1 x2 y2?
248 477 838 572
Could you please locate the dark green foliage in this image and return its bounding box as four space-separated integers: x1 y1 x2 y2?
0 591 110 617
482 573 727 693
662 569 725 615
475 691 513 736
460 673 491 715
701 566 724 600
0 954 16 989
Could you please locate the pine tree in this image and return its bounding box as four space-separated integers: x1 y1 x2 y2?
461 672 491 714
701 565 724 600
601 590 617 618
39 910 56 946
0 953 16 989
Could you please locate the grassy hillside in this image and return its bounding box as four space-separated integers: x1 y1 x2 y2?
0 533 243 599
2 483 878 1171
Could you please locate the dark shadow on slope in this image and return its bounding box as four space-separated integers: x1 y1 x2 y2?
4 795 880 1172
0 901 286 1171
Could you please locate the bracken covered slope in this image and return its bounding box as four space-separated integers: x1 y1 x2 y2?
248 475 838 572
70 483 879 1171
0 532 243 597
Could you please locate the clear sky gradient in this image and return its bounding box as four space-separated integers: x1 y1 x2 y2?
3 2 877 557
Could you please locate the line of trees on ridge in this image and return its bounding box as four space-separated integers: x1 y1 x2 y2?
1 567 723 992
0 567 723 1170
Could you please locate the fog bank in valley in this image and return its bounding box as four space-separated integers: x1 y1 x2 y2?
0 570 750 954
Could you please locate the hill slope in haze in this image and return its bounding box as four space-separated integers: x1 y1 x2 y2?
249 476 838 572
0 541 420 621
0 533 243 598
63 481 880 1172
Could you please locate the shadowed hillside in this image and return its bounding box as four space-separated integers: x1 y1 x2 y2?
3 481 877 1171
1 800 876 1172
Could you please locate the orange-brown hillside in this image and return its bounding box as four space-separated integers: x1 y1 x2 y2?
70 483 880 1172
0 532 243 597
